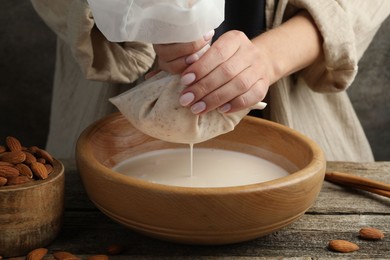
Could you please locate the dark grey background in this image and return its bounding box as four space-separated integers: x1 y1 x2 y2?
0 2 389 160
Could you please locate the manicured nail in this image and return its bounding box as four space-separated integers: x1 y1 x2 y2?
186 44 210 64
203 30 215 41
180 73 196 85
191 101 206 114
179 92 195 106
218 103 231 113
185 53 199 64
197 44 210 58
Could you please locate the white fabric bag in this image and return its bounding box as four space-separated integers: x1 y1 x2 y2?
109 71 261 144
87 0 225 43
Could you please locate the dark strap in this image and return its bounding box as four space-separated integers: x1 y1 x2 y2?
214 0 266 40
213 0 267 118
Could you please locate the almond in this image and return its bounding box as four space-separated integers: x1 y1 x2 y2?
0 176 7 186
0 151 26 164
6 175 31 186
359 227 384 240
0 165 20 178
26 247 48 260
37 149 54 164
0 138 57 186
86 255 109 260
0 161 14 166
53 251 81 260
15 163 34 178
45 163 54 175
328 239 359 253
5 136 22 152
30 161 48 179
28 146 40 154
37 158 46 164
23 151 37 165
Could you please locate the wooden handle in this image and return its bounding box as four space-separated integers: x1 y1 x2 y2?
325 171 390 198
349 184 390 198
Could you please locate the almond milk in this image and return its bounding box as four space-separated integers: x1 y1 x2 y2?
113 147 291 187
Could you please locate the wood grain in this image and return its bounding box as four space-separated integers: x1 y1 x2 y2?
0 159 65 257
45 160 390 259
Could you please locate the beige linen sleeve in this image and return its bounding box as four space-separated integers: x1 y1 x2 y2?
280 0 390 92
30 0 155 83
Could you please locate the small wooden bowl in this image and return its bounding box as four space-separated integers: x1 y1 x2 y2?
76 113 325 245
0 159 64 257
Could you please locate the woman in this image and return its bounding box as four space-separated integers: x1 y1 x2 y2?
31 0 390 161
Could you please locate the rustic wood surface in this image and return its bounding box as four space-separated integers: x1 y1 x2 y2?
12 161 389 259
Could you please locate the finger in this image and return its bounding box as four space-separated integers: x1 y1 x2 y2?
181 31 245 85
159 44 212 74
153 38 211 62
185 44 210 64
158 56 188 74
180 45 253 106
190 65 262 114
219 79 268 113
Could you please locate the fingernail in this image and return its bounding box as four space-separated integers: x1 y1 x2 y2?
185 53 199 64
180 73 196 85
179 92 195 106
218 103 231 113
197 44 210 58
186 44 210 64
203 30 215 41
191 101 206 114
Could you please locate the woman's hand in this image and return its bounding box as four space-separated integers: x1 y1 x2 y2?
179 30 273 114
178 11 322 115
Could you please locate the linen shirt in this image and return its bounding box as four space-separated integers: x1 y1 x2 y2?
30 0 390 161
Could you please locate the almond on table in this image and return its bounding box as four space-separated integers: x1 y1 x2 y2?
359 227 385 240
328 239 359 253
26 247 48 260
53 251 81 260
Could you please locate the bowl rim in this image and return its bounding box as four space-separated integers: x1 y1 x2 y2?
77 113 325 194
0 159 64 192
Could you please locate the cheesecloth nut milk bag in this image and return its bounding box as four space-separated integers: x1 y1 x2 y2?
88 0 266 144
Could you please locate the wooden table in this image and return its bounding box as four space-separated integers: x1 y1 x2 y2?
44 161 390 259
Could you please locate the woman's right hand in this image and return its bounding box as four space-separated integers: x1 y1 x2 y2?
152 30 214 74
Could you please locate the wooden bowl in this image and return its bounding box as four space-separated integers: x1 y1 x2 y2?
0 159 64 257
76 113 325 245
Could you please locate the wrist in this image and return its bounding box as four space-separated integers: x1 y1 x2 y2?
252 10 323 85
252 32 287 85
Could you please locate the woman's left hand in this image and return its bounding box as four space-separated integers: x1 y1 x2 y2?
178 30 273 114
